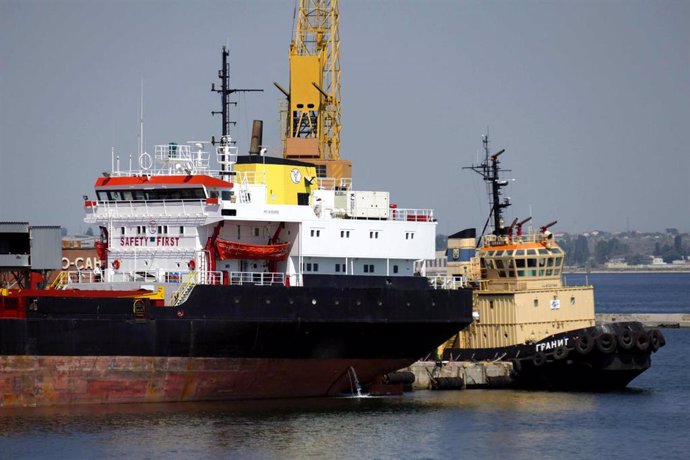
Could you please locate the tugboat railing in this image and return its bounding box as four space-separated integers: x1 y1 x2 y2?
428 275 467 290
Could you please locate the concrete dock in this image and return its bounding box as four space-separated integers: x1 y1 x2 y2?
403 361 514 390
596 313 690 328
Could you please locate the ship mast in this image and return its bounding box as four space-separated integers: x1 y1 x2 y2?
465 133 511 237
211 46 263 146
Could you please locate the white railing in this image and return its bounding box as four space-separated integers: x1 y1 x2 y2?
481 230 553 247
389 208 434 222
228 272 285 286
428 275 467 290
317 177 352 191
216 144 238 172
56 269 224 286
85 199 213 223
235 171 267 186
108 144 229 178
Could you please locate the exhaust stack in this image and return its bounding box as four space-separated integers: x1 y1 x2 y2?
249 120 263 155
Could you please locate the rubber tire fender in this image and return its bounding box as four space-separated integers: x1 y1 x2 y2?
575 334 595 355
636 331 650 352
553 345 569 360
532 352 547 367
596 332 617 354
650 329 665 352
618 329 636 351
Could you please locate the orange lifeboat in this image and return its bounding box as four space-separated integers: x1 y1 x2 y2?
215 239 290 261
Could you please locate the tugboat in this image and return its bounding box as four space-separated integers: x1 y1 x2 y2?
0 45 473 406
440 134 665 391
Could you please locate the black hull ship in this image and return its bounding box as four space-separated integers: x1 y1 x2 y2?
1 277 471 405
440 135 665 391
0 6 473 406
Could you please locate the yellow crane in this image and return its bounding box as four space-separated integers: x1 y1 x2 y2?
275 0 351 182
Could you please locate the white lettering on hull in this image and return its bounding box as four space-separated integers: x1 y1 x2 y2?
535 337 570 352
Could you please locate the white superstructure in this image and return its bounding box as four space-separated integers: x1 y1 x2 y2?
80 141 438 295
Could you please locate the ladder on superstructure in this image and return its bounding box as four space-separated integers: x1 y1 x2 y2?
171 272 198 306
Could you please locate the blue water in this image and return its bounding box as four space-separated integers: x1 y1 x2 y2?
1 273 689 459
564 272 690 313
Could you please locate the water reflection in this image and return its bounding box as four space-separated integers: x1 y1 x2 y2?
1 330 688 459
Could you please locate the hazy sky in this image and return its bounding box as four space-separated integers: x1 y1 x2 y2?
1 0 689 235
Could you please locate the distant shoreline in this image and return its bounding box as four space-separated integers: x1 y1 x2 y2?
564 269 690 274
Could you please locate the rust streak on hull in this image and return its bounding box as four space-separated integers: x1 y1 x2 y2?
0 356 411 407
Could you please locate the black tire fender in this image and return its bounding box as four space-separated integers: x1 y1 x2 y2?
532 352 546 367
636 331 650 352
596 332 617 354
553 345 569 360
650 329 664 352
618 330 635 350
575 334 595 355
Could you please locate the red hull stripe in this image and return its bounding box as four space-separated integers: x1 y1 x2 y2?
95 175 233 188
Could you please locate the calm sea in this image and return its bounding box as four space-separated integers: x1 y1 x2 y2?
564 272 690 313
1 273 689 460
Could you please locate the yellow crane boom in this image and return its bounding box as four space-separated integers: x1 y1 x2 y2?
277 0 351 182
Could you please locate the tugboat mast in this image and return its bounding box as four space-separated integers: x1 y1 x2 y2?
465 133 511 236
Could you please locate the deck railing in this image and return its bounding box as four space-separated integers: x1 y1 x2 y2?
228 272 285 286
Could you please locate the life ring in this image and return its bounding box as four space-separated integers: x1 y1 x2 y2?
636 331 650 352
112 259 120 270
575 334 594 355
650 329 664 352
618 330 636 350
553 345 569 360
188 259 196 271
596 332 617 354
532 352 546 367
